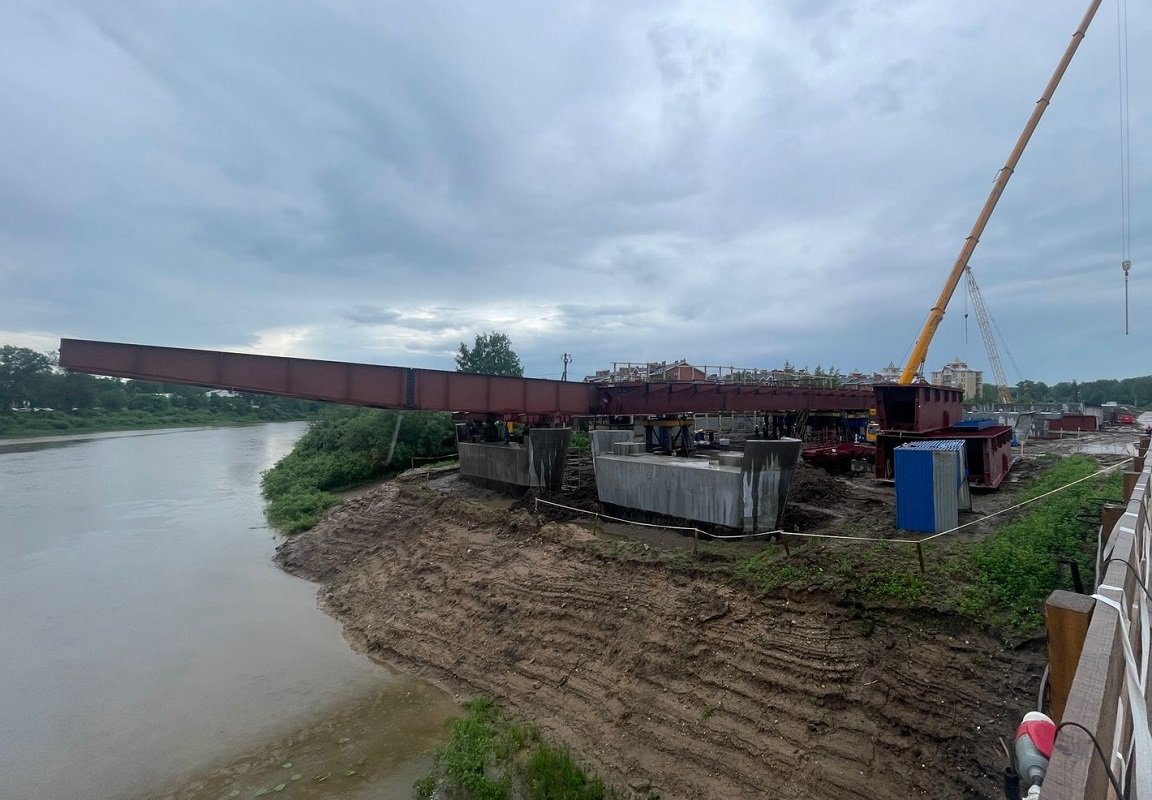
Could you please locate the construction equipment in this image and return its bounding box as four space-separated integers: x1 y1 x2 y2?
965 268 1013 404
899 0 1104 386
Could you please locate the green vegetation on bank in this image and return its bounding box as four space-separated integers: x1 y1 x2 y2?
261 407 457 533
732 455 1119 634
953 456 1122 628
414 697 611 800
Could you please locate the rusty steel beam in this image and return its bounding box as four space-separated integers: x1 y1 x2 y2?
59 339 591 417
59 338 875 417
593 382 873 415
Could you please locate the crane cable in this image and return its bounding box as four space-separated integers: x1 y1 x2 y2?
1117 0 1132 333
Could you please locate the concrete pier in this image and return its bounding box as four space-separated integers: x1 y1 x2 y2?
457 427 571 491
590 432 803 532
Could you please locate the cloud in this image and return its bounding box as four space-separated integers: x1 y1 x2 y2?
0 1 1147 385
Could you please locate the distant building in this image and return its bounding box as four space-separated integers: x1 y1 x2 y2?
931 358 983 400
649 360 706 382
879 362 902 383
584 360 706 383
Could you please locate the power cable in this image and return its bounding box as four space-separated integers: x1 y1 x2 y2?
1055 720 1128 800
1099 556 1152 604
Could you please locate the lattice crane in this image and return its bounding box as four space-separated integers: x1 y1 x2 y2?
964 268 1013 404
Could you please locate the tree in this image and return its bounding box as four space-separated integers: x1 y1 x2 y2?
96 385 129 411
455 331 524 377
0 346 55 411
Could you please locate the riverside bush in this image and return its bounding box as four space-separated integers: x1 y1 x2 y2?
261 407 456 534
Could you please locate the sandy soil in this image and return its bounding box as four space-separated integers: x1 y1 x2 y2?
271 434 1137 800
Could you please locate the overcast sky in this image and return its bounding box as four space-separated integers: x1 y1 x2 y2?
1 0 1147 385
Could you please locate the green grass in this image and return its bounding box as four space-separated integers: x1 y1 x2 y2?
523 743 608 800
951 455 1122 629
416 697 612 800
733 552 817 590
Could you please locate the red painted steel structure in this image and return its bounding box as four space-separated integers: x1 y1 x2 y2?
592 382 873 415
58 339 875 417
875 425 1014 489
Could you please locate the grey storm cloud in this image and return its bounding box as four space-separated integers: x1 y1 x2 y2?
0 0 1147 383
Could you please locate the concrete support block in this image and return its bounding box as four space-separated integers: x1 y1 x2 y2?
589 430 634 459
458 428 571 491
592 438 803 532
742 439 803 532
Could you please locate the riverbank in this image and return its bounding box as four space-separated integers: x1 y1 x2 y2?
274 428 1133 798
274 485 1036 796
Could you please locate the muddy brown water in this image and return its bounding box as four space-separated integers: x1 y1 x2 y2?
0 423 455 800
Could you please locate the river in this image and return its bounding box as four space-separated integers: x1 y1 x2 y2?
0 423 455 800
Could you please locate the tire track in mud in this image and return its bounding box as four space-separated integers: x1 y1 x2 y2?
277 483 1042 800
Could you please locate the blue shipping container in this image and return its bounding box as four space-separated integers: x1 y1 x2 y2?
894 440 969 533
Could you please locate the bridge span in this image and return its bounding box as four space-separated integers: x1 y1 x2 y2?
57 338 874 419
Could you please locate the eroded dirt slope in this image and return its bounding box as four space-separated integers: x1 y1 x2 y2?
277 482 1042 799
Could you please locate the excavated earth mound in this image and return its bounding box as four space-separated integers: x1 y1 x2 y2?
277 482 1043 800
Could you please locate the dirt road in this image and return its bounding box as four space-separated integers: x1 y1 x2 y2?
276 472 1056 799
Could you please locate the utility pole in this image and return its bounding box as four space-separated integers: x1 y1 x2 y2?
561 353 571 381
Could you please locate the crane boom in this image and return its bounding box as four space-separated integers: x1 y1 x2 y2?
965 268 1012 404
899 0 1104 385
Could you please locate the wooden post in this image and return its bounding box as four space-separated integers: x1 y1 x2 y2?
1100 503 1125 547
1132 454 1146 473
1123 471 1139 500
916 542 926 574
1139 434 1150 457
1044 590 1095 724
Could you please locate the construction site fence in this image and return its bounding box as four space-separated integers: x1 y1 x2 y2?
409 452 459 469
1044 446 1152 800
